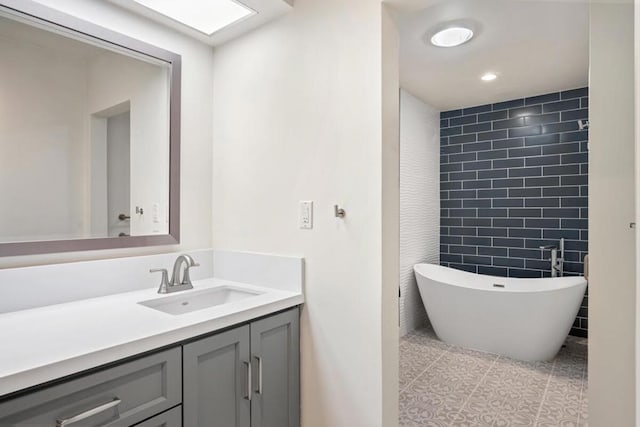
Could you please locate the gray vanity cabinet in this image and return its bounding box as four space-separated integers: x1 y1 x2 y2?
183 308 300 427
0 307 299 427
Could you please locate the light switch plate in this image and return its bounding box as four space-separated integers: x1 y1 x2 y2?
299 201 313 229
152 203 160 223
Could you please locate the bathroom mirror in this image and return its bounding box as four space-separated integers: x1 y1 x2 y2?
0 0 181 256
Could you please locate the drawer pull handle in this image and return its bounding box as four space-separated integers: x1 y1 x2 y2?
243 361 252 401
254 355 263 394
56 398 121 426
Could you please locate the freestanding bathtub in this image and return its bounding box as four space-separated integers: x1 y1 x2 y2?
414 263 587 361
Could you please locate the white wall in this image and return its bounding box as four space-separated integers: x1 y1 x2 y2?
0 0 214 268
589 1 636 425
399 89 440 336
211 0 397 425
0 36 88 242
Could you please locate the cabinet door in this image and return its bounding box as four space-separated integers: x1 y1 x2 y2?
183 325 251 427
250 308 300 427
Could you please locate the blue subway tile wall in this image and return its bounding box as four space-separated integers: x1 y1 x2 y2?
440 88 589 338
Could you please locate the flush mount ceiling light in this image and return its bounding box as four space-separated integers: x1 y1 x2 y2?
132 0 255 36
430 27 474 48
481 72 498 81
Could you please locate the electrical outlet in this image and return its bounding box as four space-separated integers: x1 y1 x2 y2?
299 201 313 229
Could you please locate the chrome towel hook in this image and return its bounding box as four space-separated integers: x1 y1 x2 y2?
334 205 346 218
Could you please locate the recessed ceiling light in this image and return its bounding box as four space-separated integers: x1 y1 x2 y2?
132 0 255 36
481 72 498 82
430 27 474 48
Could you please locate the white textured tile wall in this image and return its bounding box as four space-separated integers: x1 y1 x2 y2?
399 89 440 336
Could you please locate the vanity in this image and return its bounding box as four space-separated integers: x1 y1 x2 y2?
0 250 304 426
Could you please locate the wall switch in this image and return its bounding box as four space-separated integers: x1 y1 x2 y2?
152 203 160 223
299 201 313 229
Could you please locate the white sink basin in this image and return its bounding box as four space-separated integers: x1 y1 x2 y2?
138 286 263 315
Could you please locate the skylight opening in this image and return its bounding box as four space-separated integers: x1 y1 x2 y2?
133 0 255 36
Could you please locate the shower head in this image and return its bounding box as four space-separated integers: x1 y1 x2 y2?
578 119 590 130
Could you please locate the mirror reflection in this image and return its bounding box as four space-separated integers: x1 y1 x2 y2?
0 13 171 243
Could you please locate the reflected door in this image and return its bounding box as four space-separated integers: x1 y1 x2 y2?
107 111 130 237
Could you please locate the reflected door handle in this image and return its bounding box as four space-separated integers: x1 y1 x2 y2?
118 214 131 221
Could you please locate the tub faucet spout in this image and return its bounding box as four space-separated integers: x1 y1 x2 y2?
539 238 564 277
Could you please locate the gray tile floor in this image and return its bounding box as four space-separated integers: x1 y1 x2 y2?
400 328 588 427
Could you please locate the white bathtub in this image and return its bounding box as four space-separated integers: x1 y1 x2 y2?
414 263 587 361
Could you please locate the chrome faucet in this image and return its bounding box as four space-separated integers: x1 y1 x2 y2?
150 254 200 294
539 238 564 277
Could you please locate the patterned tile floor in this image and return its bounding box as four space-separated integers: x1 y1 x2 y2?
400 328 588 427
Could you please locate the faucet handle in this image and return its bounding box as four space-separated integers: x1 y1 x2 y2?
539 245 557 250
150 268 170 294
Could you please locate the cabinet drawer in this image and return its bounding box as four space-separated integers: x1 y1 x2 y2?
0 347 181 426
133 406 181 427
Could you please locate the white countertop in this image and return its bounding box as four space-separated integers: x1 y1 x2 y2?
0 278 303 397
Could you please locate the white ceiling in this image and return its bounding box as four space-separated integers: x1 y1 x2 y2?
396 0 589 111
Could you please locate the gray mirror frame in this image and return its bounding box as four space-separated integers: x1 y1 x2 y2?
0 0 181 256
